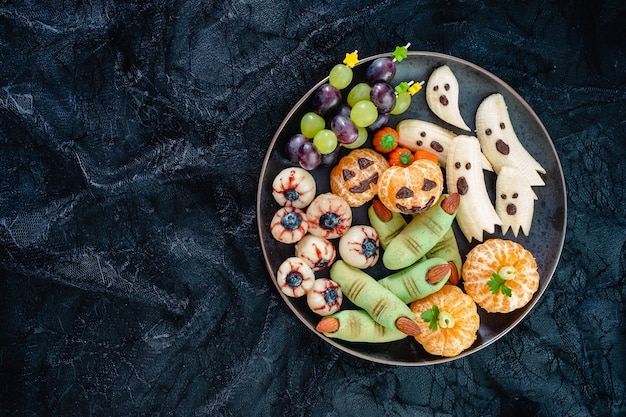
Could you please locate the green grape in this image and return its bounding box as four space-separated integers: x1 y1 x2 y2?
350 100 378 127
347 83 371 107
313 129 338 154
390 92 412 115
329 64 353 90
343 126 368 149
300 112 325 138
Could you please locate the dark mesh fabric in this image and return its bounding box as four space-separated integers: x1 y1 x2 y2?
1 1 625 415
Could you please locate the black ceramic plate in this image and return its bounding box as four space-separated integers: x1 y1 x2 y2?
257 52 567 365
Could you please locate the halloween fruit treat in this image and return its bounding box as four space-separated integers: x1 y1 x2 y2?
462 238 540 313
446 135 502 243
272 167 317 208
307 278 343 316
410 285 480 357
295 234 337 271
330 148 389 207
276 257 316 298
475 93 546 186
425 65 471 131
396 119 492 171
270 206 308 244
377 158 444 215
377 257 451 304
366 199 407 250
423 227 463 285
338 225 380 269
496 166 537 237
383 193 460 270
329 260 421 336
316 309 408 343
306 193 353 239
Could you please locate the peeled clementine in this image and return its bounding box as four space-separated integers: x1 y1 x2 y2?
462 238 539 313
410 285 480 357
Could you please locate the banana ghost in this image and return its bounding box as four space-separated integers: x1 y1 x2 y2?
426 65 471 131
475 93 546 186
446 135 501 243
495 166 537 237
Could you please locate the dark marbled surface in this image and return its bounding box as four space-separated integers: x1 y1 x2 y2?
1 1 625 415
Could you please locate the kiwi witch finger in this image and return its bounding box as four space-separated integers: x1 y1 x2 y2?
329 260 421 336
316 310 408 343
383 193 460 270
367 199 407 250
424 227 463 284
378 257 451 304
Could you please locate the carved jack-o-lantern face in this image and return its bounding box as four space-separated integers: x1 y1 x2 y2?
377 159 444 214
330 148 389 207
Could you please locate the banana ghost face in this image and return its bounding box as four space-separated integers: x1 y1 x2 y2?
496 166 537 237
426 65 471 131
446 135 501 243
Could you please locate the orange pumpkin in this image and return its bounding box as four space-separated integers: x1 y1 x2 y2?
330 148 389 207
377 159 444 214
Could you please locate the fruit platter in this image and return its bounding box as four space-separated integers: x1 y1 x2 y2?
256 49 566 365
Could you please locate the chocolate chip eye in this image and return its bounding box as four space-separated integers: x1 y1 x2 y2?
342 169 355 181
422 178 437 191
499 122 506 129
455 162 461 169
465 162 471 170
420 131 426 137
500 193 507 199
512 193 519 198
433 85 439 91
416 140 423 146
444 83 450 91
396 187 414 199
358 158 374 169
485 128 492 135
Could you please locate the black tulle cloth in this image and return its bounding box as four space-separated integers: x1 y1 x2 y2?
1 1 625 416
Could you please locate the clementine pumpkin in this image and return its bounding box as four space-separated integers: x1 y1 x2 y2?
377 159 444 214
330 148 389 207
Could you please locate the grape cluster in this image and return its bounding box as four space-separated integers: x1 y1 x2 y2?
285 47 418 171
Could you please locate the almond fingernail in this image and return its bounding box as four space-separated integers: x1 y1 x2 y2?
372 199 393 222
426 263 451 284
441 193 460 214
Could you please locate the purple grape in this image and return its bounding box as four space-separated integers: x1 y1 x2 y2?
320 144 342 166
365 57 396 84
312 83 342 116
366 112 390 133
285 133 308 163
331 114 359 145
298 141 322 170
370 82 396 113
331 104 352 118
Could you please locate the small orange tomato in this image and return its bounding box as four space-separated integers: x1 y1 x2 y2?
388 147 414 167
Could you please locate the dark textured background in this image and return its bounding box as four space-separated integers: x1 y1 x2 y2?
1 1 625 416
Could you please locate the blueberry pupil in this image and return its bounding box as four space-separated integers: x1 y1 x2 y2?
319 213 339 229
281 212 302 230
324 288 338 304
362 238 377 257
284 189 299 202
286 272 303 288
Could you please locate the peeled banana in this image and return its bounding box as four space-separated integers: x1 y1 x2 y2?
495 166 537 237
475 93 546 186
425 65 471 131
396 119 492 171
446 135 502 243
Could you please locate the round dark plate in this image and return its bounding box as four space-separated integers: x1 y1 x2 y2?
256 51 567 365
